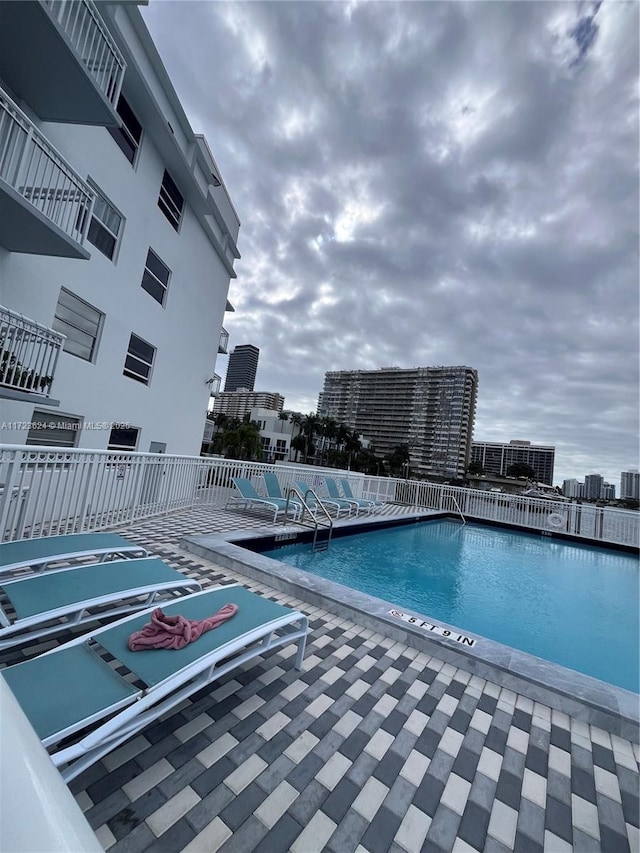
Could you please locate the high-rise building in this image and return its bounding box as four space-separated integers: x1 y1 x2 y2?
212 390 284 420
0 2 239 454
317 366 478 479
562 479 585 498
620 470 640 500
584 474 604 500
224 345 259 392
471 440 555 485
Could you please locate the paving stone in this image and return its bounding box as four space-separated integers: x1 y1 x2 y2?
218 815 271 852
545 795 573 845
360 804 403 853
457 799 491 850
326 809 369 853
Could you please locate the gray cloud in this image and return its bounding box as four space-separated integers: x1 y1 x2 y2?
143 0 638 486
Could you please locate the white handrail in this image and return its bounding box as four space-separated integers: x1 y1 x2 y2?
0 444 637 548
43 0 126 108
0 87 95 244
0 305 66 397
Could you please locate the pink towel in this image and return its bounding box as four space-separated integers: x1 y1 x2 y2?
128 603 239 651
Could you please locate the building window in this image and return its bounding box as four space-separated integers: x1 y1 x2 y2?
108 94 142 165
107 425 139 451
158 170 184 231
52 288 103 362
87 183 123 260
26 410 81 447
123 333 155 384
141 249 171 306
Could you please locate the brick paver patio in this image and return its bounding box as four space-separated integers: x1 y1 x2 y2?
2 505 638 852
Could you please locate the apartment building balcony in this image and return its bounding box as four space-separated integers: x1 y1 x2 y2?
0 0 125 125
0 87 94 258
207 373 221 396
218 327 229 355
0 305 65 404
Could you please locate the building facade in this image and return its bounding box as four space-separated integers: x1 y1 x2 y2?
584 474 604 500
471 440 555 485
224 344 259 392
562 479 585 499
620 470 640 500
0 1 239 455
212 390 284 420
317 366 478 480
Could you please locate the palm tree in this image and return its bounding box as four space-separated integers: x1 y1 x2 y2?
291 433 307 463
300 413 320 463
214 418 263 460
318 417 338 465
343 428 362 470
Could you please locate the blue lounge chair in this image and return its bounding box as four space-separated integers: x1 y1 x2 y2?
0 558 201 651
263 472 302 508
294 481 351 518
2 584 308 782
226 477 300 522
0 533 148 579
323 477 370 515
339 478 384 509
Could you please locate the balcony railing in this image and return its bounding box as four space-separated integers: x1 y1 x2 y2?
0 87 94 247
218 327 229 354
208 373 221 395
43 0 125 109
0 306 65 398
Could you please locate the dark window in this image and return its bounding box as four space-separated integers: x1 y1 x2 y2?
158 169 184 230
123 333 155 384
52 289 103 362
87 184 122 260
26 410 81 447
141 249 171 305
107 426 139 450
108 95 142 165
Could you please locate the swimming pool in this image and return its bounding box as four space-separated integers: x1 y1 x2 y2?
260 520 640 692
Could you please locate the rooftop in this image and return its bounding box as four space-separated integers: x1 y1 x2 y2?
3 504 637 853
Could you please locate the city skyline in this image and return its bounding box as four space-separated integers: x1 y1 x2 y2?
142 2 639 488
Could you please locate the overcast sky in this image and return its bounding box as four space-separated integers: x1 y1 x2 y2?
143 0 638 487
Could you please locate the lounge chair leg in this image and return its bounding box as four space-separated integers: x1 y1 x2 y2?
294 620 308 669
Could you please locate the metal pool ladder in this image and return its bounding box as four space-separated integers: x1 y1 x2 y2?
285 486 333 552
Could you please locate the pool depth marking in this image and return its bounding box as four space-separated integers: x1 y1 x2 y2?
389 609 477 646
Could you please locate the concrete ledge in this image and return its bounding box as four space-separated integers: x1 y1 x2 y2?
181 521 640 743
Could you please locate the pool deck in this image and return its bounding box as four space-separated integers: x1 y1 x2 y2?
2 504 639 852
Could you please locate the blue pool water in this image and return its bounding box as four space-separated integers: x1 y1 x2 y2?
261 521 640 692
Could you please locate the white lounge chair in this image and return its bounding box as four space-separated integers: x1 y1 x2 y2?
2 584 308 782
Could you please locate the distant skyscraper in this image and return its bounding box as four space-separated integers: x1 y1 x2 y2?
620 470 640 500
318 365 477 480
224 344 259 392
584 474 604 500
471 440 555 485
213 389 284 419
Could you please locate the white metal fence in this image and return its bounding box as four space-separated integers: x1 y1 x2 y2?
0 306 66 397
0 445 637 548
0 87 94 245
44 0 126 108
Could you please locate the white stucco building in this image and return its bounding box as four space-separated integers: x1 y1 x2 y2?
0 1 240 455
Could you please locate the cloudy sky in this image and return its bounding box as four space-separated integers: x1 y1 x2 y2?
142 0 638 487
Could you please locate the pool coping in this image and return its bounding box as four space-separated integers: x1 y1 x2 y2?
181 512 640 743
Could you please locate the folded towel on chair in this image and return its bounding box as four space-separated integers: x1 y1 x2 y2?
128 603 239 651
